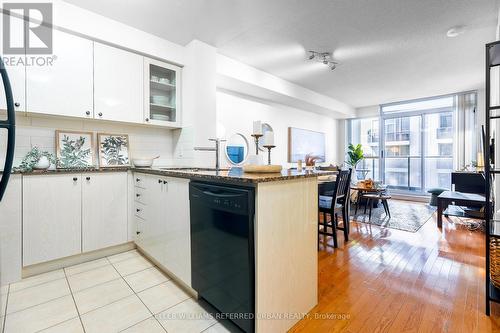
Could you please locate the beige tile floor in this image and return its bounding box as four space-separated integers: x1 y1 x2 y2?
0 250 240 333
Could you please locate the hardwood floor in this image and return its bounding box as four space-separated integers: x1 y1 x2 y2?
290 202 500 333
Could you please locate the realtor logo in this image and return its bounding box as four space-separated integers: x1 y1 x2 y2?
3 3 53 54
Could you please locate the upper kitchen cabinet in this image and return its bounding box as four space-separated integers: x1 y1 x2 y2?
144 58 181 127
0 14 26 112
94 43 143 123
26 29 93 118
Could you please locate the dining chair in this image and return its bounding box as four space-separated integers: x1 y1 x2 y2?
318 169 352 248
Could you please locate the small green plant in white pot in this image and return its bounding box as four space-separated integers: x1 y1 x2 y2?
346 143 365 179
19 147 57 172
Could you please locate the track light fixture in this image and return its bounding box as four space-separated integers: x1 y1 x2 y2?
307 51 338 71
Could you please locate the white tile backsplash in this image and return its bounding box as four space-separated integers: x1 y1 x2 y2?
1 114 176 168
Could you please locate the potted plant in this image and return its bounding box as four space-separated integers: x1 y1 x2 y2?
346 143 364 179
19 147 57 172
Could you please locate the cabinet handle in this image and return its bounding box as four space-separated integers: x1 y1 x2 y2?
163 181 168 185
136 193 141 197
14 102 20 107
72 177 78 182
136 178 141 182
136 231 141 235
85 111 91 116
86 177 90 181
98 112 103 117
136 208 141 212
158 179 162 184
145 118 150 122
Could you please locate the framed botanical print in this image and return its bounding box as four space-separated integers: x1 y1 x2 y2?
97 133 130 167
55 130 94 168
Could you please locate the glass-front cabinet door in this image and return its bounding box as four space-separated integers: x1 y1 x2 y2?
144 58 181 127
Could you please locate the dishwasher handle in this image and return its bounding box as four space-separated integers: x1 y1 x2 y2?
202 190 244 199
190 182 253 215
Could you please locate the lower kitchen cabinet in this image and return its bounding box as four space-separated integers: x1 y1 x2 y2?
82 173 128 252
23 172 129 266
0 175 22 284
23 174 82 266
163 177 191 285
134 173 191 286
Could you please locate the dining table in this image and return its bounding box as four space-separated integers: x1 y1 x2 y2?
350 183 388 210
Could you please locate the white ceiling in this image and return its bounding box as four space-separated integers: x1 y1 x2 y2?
63 0 498 108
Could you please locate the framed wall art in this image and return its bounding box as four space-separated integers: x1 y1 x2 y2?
55 130 94 168
97 133 130 167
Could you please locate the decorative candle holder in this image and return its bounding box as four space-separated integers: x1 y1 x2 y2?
263 145 276 165
251 134 263 155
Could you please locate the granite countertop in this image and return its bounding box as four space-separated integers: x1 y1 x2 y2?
131 167 338 184
5 167 130 175
3 166 338 184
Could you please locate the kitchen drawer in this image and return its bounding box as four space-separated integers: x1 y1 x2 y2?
134 174 147 189
134 187 147 204
134 202 146 219
135 217 145 240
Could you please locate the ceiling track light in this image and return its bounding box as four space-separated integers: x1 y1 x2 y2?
307 50 338 71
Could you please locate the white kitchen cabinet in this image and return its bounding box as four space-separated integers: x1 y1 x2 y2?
163 177 191 285
82 172 128 252
0 174 22 284
23 174 82 266
26 29 93 118
133 173 191 285
0 14 26 112
144 58 181 127
94 43 143 123
140 175 167 266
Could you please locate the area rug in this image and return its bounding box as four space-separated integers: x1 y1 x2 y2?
350 200 436 232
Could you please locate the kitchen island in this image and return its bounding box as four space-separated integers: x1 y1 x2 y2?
133 167 330 332
2 166 332 332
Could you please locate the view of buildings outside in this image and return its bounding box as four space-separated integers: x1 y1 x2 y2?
348 109 455 194
349 117 379 181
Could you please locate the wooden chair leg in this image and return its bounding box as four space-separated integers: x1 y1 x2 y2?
342 207 349 241
383 200 391 218
323 212 328 237
355 195 359 214
333 214 338 248
318 212 321 250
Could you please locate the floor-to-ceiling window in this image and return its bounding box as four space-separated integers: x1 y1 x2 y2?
347 117 380 180
347 92 477 195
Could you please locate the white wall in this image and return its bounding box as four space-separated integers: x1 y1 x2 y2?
217 54 355 119
174 40 218 167
217 90 340 168
0 115 174 169
355 105 379 118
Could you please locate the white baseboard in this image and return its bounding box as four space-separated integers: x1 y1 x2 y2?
390 194 430 203
22 242 136 278
135 245 197 298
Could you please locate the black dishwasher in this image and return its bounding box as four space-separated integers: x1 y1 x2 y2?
189 181 255 333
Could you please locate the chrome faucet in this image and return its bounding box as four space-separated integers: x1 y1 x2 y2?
194 138 226 171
